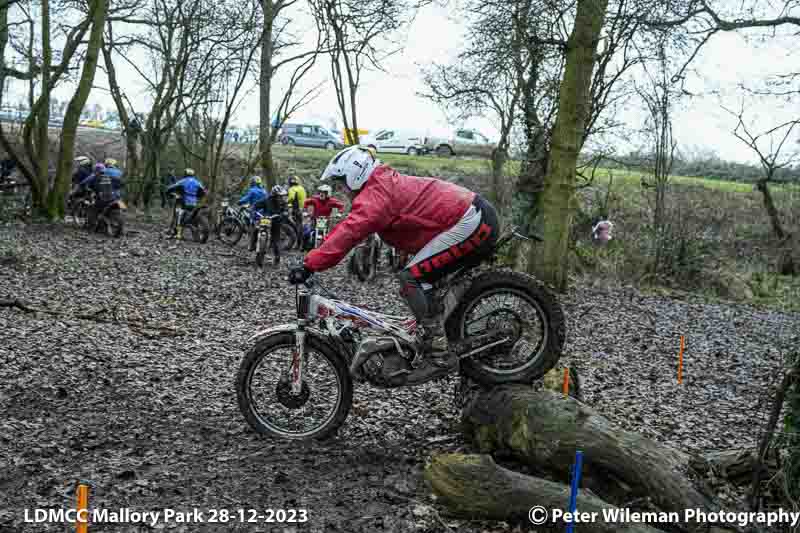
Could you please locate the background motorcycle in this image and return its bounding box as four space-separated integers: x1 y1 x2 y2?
302 210 340 251
220 204 297 251
236 225 565 441
68 191 125 237
254 212 283 267
348 234 405 282
169 193 210 243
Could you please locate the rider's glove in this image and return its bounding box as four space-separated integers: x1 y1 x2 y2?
288 266 312 285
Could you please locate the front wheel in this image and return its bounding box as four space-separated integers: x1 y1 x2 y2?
236 332 353 440
255 230 267 267
445 270 565 385
219 216 244 246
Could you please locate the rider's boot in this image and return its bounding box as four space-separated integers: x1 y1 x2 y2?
398 273 458 370
273 255 280 267
417 316 458 369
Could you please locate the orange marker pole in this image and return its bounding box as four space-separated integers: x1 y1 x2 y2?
563 367 570 397
76 483 89 533
678 336 684 384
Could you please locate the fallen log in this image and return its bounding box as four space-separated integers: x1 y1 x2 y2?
425 453 662 532
458 385 735 530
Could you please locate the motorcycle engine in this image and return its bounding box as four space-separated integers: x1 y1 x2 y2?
361 345 416 388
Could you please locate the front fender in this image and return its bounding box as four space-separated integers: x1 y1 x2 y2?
246 323 338 354
247 323 298 345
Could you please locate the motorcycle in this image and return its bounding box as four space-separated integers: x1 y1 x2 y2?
302 210 340 251
236 225 565 440
219 204 297 251
348 234 405 282
68 191 125 237
65 192 93 229
215 198 231 237
254 212 283 268
170 194 210 243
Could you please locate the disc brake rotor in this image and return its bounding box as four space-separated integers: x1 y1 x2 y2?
275 377 311 409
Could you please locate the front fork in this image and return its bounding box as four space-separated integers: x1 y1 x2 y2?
291 290 311 394
291 326 306 394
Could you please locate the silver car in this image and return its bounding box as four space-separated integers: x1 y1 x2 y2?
425 129 497 158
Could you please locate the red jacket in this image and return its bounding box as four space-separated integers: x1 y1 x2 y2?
304 165 475 272
304 195 345 217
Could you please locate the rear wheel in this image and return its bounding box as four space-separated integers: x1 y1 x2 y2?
436 145 453 157
108 209 124 238
190 213 210 243
446 270 564 385
407 147 418 156
236 332 353 440
325 141 335 150
278 223 296 252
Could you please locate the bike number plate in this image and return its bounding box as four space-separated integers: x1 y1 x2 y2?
260 218 271 227
316 219 327 230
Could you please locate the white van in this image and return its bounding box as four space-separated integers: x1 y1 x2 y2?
359 129 426 156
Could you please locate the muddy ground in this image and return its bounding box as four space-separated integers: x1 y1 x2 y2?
1 214 798 533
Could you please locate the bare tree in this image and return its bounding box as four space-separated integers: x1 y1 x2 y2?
636 35 679 273
726 105 797 241
421 0 531 210
0 0 100 217
311 0 409 146
258 0 324 187
172 0 262 218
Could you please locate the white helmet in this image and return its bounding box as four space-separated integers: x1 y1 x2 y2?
318 184 332 195
320 146 377 192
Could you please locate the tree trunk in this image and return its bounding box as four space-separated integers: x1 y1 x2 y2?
490 148 506 209
102 38 140 195
260 0 275 187
0 4 9 108
425 454 664 532
36 0 52 218
459 386 728 527
529 0 608 291
51 0 108 219
756 178 786 240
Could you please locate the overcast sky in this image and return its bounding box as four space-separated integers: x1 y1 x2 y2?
15 1 800 166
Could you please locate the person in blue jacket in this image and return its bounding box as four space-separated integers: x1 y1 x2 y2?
166 168 207 238
75 163 123 229
239 176 267 251
104 158 123 180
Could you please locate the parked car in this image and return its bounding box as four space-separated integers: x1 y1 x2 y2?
424 128 497 158
279 123 344 150
359 129 426 156
0 107 25 123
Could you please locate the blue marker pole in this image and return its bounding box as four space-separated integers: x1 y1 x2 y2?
566 450 584 533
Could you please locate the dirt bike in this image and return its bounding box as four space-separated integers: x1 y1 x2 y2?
220 204 297 251
169 194 210 243
303 211 340 251
254 212 283 268
68 191 126 237
65 192 93 229
215 198 231 237
348 234 405 282
236 225 565 440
